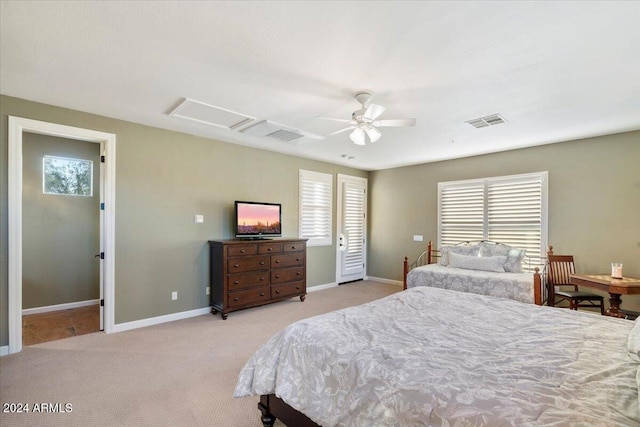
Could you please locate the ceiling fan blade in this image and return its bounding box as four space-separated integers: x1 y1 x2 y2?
373 118 416 127
363 104 386 121
328 126 356 136
317 117 354 124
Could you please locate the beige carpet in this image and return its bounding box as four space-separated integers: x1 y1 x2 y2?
0 281 400 427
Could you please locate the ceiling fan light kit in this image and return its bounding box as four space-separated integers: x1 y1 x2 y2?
322 92 416 145
350 127 366 145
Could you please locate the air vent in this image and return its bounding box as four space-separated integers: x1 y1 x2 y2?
266 129 304 141
240 120 324 143
169 98 254 130
465 114 507 129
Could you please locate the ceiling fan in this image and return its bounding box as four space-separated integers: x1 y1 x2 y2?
320 92 416 145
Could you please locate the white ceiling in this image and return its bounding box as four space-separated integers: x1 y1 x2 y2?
2 1 639 171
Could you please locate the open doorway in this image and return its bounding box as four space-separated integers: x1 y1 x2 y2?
21 133 101 345
8 117 116 354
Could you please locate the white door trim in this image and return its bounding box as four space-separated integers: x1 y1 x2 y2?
335 174 368 284
8 116 116 354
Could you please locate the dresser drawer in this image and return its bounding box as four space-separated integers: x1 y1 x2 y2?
227 244 257 257
271 281 305 299
258 243 283 254
271 253 304 268
228 286 270 308
284 242 305 252
227 272 269 291
227 256 269 273
271 267 304 284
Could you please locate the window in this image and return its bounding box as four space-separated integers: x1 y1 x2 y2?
438 172 548 265
43 156 93 196
299 170 332 246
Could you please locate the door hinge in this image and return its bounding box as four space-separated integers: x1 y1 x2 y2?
100 202 105 210
100 299 104 307
100 155 105 163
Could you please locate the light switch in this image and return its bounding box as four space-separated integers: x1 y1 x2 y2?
413 235 424 242
194 214 204 224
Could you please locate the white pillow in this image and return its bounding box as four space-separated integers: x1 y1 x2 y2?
449 252 506 273
627 317 640 362
479 242 526 273
439 244 481 266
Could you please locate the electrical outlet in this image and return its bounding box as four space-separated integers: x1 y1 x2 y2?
194 214 204 224
413 235 424 242
206 287 210 295
171 291 178 300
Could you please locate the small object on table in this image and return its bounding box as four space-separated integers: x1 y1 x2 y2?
611 263 623 279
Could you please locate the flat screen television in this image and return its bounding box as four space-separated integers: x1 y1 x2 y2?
235 201 282 239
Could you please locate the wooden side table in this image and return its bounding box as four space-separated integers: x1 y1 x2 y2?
570 274 640 318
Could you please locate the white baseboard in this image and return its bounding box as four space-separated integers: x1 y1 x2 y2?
0 346 8 356
22 299 100 316
366 276 404 287
307 282 338 292
112 307 211 333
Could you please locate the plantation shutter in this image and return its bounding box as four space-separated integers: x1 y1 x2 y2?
299 170 332 246
438 172 547 266
487 175 544 265
342 181 365 274
438 182 485 246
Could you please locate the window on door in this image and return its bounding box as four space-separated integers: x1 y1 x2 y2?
438 171 548 265
299 169 333 246
43 155 93 197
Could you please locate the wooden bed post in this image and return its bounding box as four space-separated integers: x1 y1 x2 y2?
533 267 542 305
427 240 433 264
403 257 408 290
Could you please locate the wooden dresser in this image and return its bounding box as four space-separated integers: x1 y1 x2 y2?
208 239 307 319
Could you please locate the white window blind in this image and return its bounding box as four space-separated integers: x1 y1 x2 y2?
299 170 332 246
438 172 548 266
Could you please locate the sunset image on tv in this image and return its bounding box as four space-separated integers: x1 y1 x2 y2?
237 204 281 234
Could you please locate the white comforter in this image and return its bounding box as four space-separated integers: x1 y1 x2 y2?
407 264 535 303
235 287 639 426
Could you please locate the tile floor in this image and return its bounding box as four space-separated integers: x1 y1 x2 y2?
22 304 100 346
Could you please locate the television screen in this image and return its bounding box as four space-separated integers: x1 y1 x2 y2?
235 201 282 238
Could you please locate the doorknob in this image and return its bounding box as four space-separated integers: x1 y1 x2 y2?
338 233 346 251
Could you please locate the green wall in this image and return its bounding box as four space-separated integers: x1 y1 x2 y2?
0 95 367 346
22 133 101 308
369 130 640 310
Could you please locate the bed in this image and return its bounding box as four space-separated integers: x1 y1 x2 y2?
235 286 640 426
404 240 545 305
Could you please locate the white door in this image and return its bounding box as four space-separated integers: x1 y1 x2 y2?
336 175 367 283
98 143 105 330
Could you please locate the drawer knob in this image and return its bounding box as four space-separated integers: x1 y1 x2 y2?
276 290 280 294
296 272 301 276
234 297 239 302
260 261 265 265
291 246 296 249
275 275 280 279
260 277 265 281
240 249 245 253
260 293 264 297
296 258 300 261
296 286 300 290
234 280 239 284
268 248 273 251
234 264 239 268
275 260 280 264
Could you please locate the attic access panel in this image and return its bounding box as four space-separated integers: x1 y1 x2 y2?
169 98 254 130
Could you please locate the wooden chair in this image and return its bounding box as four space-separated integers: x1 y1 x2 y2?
546 247 604 314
